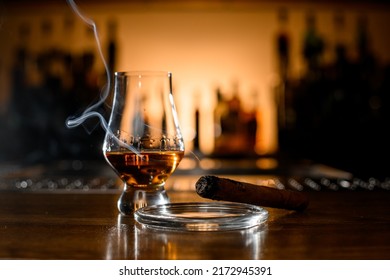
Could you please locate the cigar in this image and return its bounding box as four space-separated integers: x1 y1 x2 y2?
195 175 309 211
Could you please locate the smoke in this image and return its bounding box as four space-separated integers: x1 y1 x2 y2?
65 1 190 160
65 0 110 132
65 0 140 154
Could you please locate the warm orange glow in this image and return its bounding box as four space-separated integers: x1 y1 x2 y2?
1 1 390 157
116 10 277 155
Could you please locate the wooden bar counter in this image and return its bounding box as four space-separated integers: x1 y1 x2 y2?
0 163 390 260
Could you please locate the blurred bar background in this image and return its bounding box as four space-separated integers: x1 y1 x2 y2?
1 0 390 177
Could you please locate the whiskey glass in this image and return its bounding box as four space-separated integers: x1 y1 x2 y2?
103 71 185 214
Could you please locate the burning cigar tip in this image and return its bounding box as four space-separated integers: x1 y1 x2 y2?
195 175 309 211
195 175 219 196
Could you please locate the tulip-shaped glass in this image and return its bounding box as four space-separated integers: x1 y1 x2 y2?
103 71 185 214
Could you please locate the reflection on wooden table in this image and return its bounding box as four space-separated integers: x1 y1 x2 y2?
0 185 389 260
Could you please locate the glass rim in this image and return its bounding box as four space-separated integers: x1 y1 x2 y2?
115 71 172 77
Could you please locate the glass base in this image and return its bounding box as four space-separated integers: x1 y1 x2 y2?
117 186 170 215
134 202 268 231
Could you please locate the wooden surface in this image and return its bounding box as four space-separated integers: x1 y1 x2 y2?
0 185 389 260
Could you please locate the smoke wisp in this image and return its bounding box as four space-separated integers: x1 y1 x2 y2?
65 0 110 131
65 0 141 154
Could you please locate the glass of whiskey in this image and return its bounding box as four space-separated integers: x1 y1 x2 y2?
103 71 185 215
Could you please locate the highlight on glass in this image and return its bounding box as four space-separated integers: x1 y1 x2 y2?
102 71 185 214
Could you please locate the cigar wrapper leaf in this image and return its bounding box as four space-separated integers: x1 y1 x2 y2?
195 175 309 211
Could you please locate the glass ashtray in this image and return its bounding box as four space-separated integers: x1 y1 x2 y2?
134 202 268 231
